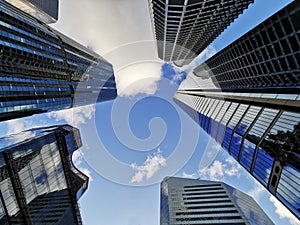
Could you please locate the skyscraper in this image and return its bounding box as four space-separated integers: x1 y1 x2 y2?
3 0 59 24
0 124 88 225
174 91 300 220
0 0 117 122
161 177 274 225
148 0 253 66
192 1 300 92
174 1 300 220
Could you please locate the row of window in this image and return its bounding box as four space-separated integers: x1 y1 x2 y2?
0 20 60 49
0 39 63 63
0 97 72 113
178 94 300 219
194 2 300 88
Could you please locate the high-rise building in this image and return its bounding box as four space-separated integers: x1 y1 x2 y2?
0 0 117 122
148 0 253 67
175 1 300 220
192 1 300 92
0 124 88 225
3 0 59 24
161 177 274 225
174 91 300 220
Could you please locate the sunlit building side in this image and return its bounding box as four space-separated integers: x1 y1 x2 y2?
175 1 300 220
161 177 274 225
174 91 300 220
3 0 59 24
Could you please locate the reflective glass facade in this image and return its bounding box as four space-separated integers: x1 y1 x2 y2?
148 0 253 66
0 125 88 225
161 177 274 225
193 1 300 91
0 1 117 121
174 92 300 220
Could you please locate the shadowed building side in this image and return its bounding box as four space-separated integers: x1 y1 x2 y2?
0 0 117 122
161 177 274 225
0 125 88 225
192 1 300 92
148 0 253 66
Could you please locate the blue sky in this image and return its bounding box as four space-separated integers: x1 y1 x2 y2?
0 0 299 225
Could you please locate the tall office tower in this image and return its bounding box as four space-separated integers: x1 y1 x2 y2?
192 1 300 92
0 0 117 122
148 0 253 67
161 177 274 225
0 124 88 225
174 91 300 220
3 0 59 23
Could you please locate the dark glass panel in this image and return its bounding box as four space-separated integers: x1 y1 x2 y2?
240 139 256 171
253 148 274 187
230 133 242 160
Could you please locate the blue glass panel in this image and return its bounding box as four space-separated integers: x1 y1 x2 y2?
240 139 256 171
230 133 242 160
235 122 250 136
76 186 84 200
201 115 207 130
276 166 300 219
206 117 212 134
253 148 274 187
198 112 204 126
223 127 234 151
65 133 76 154
35 172 48 185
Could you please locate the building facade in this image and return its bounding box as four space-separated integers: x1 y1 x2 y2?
3 0 59 23
0 124 88 225
148 0 253 66
193 1 300 92
161 177 274 225
174 91 300 220
0 0 117 122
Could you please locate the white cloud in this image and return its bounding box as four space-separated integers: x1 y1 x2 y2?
72 149 93 182
224 157 240 176
270 196 300 225
199 160 224 180
6 119 31 135
198 156 241 181
47 104 95 126
72 150 84 167
247 181 266 203
182 172 197 179
130 149 166 183
116 62 162 97
52 0 162 97
3 119 34 143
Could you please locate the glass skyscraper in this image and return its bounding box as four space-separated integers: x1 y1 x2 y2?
0 0 117 122
0 124 88 225
174 1 300 220
174 90 300 220
148 0 253 66
161 177 274 225
192 1 300 92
